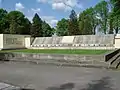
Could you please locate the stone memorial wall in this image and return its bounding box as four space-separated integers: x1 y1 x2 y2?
0 34 30 50
0 34 120 50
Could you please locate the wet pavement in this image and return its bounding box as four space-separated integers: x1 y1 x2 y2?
0 62 120 90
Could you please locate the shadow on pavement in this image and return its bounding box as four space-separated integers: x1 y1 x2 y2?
46 82 74 90
46 77 116 90
80 77 116 90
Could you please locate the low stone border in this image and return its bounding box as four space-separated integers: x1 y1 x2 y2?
0 52 110 69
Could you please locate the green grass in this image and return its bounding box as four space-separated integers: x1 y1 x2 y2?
0 49 111 55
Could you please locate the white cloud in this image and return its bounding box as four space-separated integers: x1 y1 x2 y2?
15 2 24 11
37 0 47 3
65 0 76 7
50 20 58 26
52 2 73 11
42 16 58 27
31 8 41 13
37 0 83 12
52 2 65 10
52 0 83 11
42 16 54 20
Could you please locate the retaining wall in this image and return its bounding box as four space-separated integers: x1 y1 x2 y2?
0 52 110 68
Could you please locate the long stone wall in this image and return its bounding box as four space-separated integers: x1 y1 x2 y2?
31 35 115 49
1 34 120 50
0 52 110 68
32 35 115 45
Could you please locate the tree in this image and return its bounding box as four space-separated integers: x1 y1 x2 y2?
7 11 30 34
21 18 31 35
108 13 114 34
78 7 98 35
0 8 7 19
0 8 9 33
111 0 120 15
107 0 114 34
56 18 69 36
68 10 80 35
31 13 42 37
94 1 109 34
110 0 120 34
90 7 99 34
113 15 120 34
42 21 53 37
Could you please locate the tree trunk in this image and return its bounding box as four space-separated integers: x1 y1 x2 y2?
93 26 96 35
109 18 114 34
115 27 119 34
115 16 119 34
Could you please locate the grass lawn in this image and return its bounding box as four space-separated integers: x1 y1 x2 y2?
0 49 111 55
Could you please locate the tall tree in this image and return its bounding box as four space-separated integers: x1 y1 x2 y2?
31 13 42 37
0 8 9 33
94 1 109 34
68 10 80 35
56 18 69 36
42 21 53 37
20 18 31 35
78 7 98 35
0 8 7 19
108 13 114 34
111 0 120 15
107 0 114 34
90 7 99 35
7 11 30 34
110 0 120 34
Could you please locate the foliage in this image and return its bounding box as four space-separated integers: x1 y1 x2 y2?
94 1 109 34
79 7 98 35
111 0 120 15
108 12 114 34
6 11 31 34
42 21 53 37
31 13 42 37
0 8 9 33
0 9 53 36
0 8 7 19
21 18 31 35
108 0 120 34
68 10 80 35
56 18 69 36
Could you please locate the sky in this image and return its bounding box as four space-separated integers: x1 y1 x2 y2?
0 0 101 27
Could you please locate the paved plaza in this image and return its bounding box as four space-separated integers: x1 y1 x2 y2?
0 62 120 90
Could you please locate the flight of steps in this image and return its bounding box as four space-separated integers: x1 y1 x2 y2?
108 52 120 69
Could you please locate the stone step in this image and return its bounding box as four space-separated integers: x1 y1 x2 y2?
110 57 120 69
9 58 107 65
10 59 93 64
9 59 109 69
108 53 120 65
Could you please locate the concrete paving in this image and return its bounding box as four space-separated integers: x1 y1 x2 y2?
0 62 120 90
